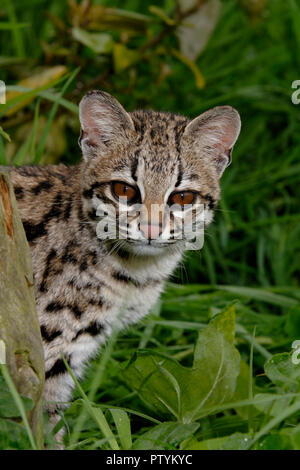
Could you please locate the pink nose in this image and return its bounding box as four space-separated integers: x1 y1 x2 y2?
140 224 162 240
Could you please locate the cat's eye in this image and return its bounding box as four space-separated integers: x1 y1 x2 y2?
168 191 195 207
111 181 139 203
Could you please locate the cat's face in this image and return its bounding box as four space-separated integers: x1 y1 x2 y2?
79 91 241 257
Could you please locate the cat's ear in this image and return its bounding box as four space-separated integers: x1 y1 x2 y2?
182 106 241 177
78 90 134 159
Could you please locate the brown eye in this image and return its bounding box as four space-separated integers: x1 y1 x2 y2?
169 191 195 206
112 182 138 202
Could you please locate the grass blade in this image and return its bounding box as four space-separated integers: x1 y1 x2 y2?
110 409 132 450
61 355 119 450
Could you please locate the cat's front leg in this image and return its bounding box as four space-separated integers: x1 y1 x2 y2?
43 359 76 446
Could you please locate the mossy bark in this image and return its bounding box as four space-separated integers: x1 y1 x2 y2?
0 171 44 449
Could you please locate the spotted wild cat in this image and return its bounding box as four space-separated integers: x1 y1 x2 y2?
5 90 241 438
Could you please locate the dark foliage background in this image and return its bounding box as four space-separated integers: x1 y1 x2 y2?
1 0 300 451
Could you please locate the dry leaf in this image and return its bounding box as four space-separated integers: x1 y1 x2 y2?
5 65 67 116
176 0 221 61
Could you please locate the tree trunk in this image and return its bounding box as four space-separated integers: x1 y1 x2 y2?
0 171 44 449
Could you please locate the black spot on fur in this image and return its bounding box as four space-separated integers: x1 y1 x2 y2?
82 182 102 199
89 250 98 265
42 193 63 223
96 297 105 307
114 246 130 260
201 193 216 210
23 221 47 242
40 249 57 292
72 321 104 341
17 166 39 178
87 209 97 220
45 301 65 312
79 261 88 272
69 304 82 318
174 120 186 155
41 325 62 343
131 153 139 181
77 201 85 232
22 194 63 243
82 188 93 199
61 242 78 264
63 195 73 220
45 357 70 379
14 186 24 200
112 271 139 286
175 158 183 188
32 180 53 195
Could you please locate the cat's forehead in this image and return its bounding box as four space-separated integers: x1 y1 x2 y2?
128 110 189 195
131 110 188 153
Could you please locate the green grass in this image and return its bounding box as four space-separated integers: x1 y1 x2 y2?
1 0 300 450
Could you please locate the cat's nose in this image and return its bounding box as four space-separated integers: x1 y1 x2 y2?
140 223 162 240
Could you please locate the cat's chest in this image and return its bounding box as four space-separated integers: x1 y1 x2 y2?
38 260 164 374
34 250 165 332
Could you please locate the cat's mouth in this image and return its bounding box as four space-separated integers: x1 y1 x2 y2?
126 238 177 247
122 241 179 256
106 237 183 257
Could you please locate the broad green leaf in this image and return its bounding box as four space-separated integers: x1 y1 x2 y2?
0 376 34 418
265 352 300 388
0 418 30 450
253 432 293 450
72 28 113 54
254 393 293 418
259 354 300 416
123 307 240 422
181 432 252 450
280 424 300 450
208 303 236 344
132 422 199 450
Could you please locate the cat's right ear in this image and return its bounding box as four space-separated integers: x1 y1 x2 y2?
182 106 241 177
78 90 134 160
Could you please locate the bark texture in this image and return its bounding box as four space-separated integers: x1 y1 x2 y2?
0 171 44 448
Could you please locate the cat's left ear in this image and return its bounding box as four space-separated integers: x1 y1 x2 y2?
182 106 241 177
78 90 135 160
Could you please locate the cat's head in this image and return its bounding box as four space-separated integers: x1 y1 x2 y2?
78 90 241 257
